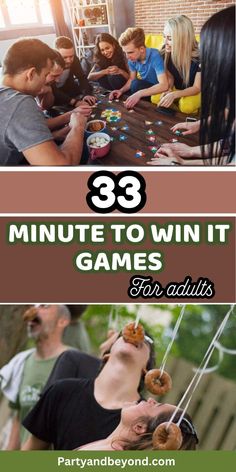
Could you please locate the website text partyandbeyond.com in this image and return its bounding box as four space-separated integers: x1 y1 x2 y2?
57 456 176 468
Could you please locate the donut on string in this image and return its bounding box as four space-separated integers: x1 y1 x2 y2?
22 306 38 322
122 322 145 346
145 368 172 395
153 422 183 450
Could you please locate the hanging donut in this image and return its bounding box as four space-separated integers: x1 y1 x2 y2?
122 322 145 346
153 422 183 450
145 368 172 395
22 306 38 322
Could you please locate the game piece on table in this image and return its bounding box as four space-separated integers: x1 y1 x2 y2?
115 99 119 102
145 120 153 126
111 126 118 131
148 146 158 154
135 150 146 158
97 100 102 104
108 100 113 104
147 136 156 143
170 138 178 143
155 120 163 126
119 134 128 141
120 125 129 131
175 130 182 136
146 129 155 136
128 109 134 113
110 136 115 142
91 114 96 119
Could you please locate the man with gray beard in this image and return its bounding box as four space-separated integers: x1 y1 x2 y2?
0 305 71 449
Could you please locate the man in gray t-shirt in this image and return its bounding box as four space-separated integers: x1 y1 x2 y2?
0 38 89 166
0 87 53 166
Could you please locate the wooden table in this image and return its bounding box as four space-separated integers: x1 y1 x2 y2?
87 95 199 166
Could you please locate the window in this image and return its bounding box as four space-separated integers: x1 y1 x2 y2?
0 0 54 30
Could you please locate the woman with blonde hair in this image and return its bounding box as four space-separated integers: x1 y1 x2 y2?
152 15 201 114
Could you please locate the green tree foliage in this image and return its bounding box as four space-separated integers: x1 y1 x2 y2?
83 304 236 382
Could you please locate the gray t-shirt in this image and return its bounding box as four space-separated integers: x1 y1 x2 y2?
0 86 53 166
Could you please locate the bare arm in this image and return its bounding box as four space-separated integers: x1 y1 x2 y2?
23 113 87 166
124 71 168 109
139 72 169 98
21 434 50 450
109 71 136 100
47 103 92 131
88 65 108 82
172 71 201 99
5 412 20 450
159 72 201 107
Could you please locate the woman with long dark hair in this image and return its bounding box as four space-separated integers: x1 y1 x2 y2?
77 399 198 450
148 6 235 165
88 33 129 90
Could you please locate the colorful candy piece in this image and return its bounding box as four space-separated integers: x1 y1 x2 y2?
146 129 155 135
170 138 178 143
147 136 156 143
119 134 128 141
91 114 96 119
135 150 146 158
121 125 129 131
128 109 134 113
175 130 182 136
155 120 163 126
111 126 118 131
145 120 153 126
148 146 158 154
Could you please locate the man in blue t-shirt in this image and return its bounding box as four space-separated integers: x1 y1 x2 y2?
109 28 168 108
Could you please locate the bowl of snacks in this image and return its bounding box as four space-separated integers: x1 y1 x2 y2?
86 132 111 160
85 119 106 138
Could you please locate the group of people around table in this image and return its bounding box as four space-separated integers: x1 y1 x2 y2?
0 6 234 165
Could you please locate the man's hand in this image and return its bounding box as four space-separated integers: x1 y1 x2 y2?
171 121 200 136
124 91 141 109
159 91 177 108
109 89 122 100
69 112 87 130
83 95 97 106
74 103 92 118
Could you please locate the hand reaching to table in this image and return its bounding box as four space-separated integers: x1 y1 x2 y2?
109 89 123 100
124 91 141 109
74 103 92 118
171 121 200 136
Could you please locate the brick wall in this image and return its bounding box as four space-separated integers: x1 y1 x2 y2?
135 0 235 34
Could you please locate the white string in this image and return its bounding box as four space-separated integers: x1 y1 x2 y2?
108 306 114 329
134 310 141 329
214 340 236 355
167 305 234 428
159 305 186 376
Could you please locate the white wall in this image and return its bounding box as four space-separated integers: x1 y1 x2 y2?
0 34 56 64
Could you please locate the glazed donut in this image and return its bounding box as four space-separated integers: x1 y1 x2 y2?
22 306 38 322
145 369 172 395
153 422 183 450
122 322 145 346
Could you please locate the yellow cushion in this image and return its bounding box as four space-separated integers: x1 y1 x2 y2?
145 34 200 51
145 34 163 50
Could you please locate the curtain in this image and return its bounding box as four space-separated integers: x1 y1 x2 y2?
49 0 73 39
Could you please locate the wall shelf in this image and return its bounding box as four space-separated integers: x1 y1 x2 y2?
67 0 115 59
